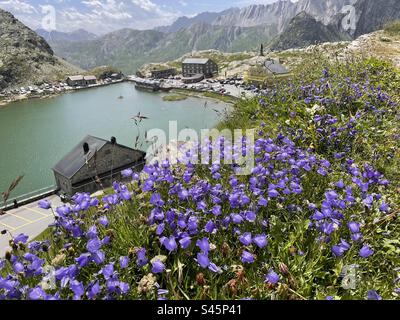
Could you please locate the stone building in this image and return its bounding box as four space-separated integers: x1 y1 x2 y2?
182 58 218 79
66 75 85 87
151 68 177 79
84 75 97 85
244 58 291 86
66 75 97 87
53 135 146 197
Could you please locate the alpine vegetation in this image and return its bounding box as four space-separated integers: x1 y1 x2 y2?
0 56 399 300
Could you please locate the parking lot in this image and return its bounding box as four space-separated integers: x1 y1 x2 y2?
0 195 62 256
146 75 264 99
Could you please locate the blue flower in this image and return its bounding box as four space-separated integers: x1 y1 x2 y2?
348 222 360 234
359 245 374 258
268 189 279 198
231 214 243 224
204 221 216 233
351 233 363 242
119 256 129 269
379 202 389 213
121 168 133 178
38 199 51 210
150 193 164 207
265 269 280 285
99 216 109 227
245 211 256 222
86 238 102 253
253 234 268 248
13 262 24 273
70 280 85 300
367 290 382 300
162 236 177 252
258 196 268 207
120 189 132 201
76 253 91 268
179 237 192 249
88 281 101 299
102 263 114 280
332 240 351 257
91 250 105 265
208 262 222 274
239 233 252 246
86 225 98 239
241 251 255 264
196 237 210 254
151 260 165 274
197 253 210 268
14 233 29 244
28 287 47 300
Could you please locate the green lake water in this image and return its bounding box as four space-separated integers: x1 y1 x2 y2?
0 82 229 200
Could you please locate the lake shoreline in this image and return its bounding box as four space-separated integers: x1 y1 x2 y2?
0 79 125 108
1 80 239 109
0 82 230 200
166 89 238 105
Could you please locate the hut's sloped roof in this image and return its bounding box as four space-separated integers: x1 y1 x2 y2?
264 60 289 74
53 135 108 179
67 75 84 81
84 75 97 81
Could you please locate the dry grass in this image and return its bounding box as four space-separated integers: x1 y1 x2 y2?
1 175 24 207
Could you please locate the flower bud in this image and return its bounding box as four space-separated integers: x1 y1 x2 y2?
279 262 289 275
106 229 115 241
196 273 205 286
221 242 230 257
68 246 75 255
128 247 137 259
5 251 11 261
52 253 66 266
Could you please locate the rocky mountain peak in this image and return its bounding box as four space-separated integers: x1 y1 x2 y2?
0 8 81 90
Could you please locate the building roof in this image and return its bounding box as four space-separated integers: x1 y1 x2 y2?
67 75 84 81
264 59 289 74
53 135 143 179
84 75 97 81
183 58 210 65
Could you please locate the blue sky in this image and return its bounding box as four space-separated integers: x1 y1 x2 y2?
0 0 278 34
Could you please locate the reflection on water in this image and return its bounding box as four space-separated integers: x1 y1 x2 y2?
0 83 228 199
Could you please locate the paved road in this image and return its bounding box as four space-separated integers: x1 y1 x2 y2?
222 84 255 99
0 195 62 256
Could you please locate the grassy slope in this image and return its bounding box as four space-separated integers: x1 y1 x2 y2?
3 52 400 300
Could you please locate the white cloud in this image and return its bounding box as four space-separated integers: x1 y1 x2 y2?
132 0 157 12
0 0 37 14
0 0 183 34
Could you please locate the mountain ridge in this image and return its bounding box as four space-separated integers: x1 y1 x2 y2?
36 28 98 42
35 0 400 74
0 9 82 90
269 11 351 51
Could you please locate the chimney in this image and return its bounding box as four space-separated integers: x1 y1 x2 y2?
111 136 117 144
83 142 89 154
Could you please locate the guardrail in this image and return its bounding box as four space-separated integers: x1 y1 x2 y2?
0 186 58 212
